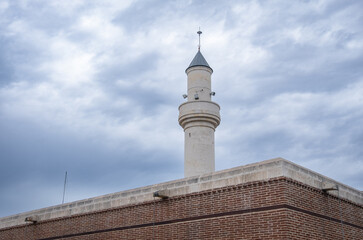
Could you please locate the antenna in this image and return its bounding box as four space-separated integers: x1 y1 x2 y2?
62 171 67 204
197 27 202 51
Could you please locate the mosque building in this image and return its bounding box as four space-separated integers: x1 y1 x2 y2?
0 31 362 240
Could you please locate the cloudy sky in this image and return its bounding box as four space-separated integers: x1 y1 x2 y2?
1 0 362 217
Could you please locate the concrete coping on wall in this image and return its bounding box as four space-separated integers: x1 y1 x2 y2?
1 157 362 229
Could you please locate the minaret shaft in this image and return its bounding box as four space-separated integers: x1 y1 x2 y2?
184 126 215 176
187 69 211 101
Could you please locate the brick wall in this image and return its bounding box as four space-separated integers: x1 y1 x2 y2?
1 177 362 240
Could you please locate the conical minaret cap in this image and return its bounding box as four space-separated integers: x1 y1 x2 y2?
185 50 213 73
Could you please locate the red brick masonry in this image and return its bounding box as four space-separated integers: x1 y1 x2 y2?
1 177 362 240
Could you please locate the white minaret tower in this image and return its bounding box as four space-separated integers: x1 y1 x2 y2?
179 30 221 177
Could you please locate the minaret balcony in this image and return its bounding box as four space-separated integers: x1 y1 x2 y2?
178 101 220 130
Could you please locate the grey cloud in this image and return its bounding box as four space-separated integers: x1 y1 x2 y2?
1 0 362 218
0 116 182 217
0 52 14 87
99 52 160 80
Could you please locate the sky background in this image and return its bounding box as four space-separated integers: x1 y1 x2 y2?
0 0 362 217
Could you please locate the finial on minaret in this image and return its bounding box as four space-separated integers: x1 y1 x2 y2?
197 27 202 51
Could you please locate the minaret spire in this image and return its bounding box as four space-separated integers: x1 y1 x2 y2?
197 28 202 51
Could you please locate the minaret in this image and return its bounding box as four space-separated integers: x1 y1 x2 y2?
179 30 221 177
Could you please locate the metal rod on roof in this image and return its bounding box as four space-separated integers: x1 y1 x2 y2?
62 171 67 204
